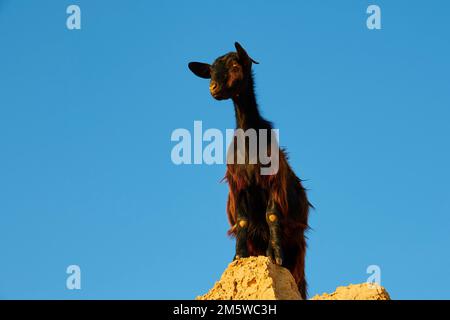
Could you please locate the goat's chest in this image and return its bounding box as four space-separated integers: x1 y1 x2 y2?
225 134 273 190
230 162 259 178
226 163 269 192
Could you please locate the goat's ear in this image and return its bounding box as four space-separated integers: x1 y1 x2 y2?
188 62 211 79
235 42 259 65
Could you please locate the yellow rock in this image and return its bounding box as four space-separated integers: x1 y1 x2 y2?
196 256 301 300
197 256 391 300
311 283 391 300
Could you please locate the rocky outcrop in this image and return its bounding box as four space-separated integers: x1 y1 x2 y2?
311 283 391 300
197 256 301 300
197 256 391 300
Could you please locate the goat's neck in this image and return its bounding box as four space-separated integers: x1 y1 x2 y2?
232 73 268 130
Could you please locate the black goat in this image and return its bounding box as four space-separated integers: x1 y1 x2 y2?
188 42 311 298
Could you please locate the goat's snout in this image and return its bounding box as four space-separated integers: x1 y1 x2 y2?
209 81 219 93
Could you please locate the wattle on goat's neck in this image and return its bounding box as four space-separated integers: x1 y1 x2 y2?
232 72 271 130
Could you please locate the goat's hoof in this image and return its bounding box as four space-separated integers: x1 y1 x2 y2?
267 255 283 266
267 245 284 266
275 257 283 266
274 250 284 266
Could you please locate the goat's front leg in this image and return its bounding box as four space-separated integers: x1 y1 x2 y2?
266 199 284 266
234 194 249 260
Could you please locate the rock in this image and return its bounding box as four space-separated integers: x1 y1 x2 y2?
196 256 302 300
311 283 391 300
197 256 392 300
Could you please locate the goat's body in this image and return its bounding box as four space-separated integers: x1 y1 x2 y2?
225 73 310 299
226 149 310 298
188 43 311 299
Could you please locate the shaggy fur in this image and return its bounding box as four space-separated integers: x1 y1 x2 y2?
189 42 311 298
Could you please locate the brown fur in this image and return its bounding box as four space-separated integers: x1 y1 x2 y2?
189 42 311 298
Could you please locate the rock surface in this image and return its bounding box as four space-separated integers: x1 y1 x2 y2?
197 256 301 300
197 256 391 300
311 283 391 300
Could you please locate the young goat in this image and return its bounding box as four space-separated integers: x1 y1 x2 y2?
188 42 311 298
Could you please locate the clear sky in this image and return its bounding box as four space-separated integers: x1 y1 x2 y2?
0 0 449 299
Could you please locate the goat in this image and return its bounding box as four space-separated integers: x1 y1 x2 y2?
188 42 311 298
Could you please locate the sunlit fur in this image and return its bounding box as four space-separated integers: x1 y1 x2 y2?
189 43 312 299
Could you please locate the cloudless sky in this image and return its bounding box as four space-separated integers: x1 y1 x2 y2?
0 0 449 299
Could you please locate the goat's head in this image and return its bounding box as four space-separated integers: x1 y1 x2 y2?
188 42 258 100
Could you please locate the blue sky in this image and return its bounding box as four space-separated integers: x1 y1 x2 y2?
0 0 449 299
